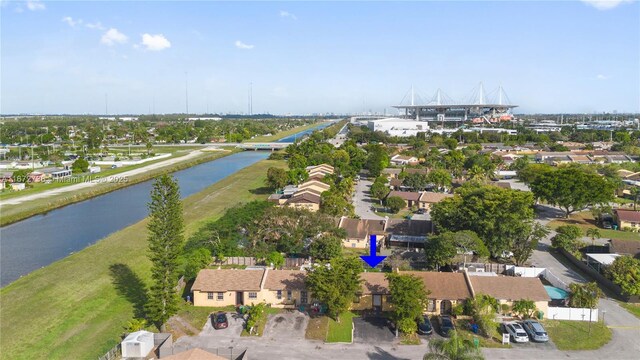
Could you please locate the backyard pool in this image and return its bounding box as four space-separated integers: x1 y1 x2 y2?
545 285 570 300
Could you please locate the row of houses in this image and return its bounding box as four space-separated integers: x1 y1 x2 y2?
191 268 550 317
534 151 636 165
267 164 334 212
0 167 73 190
337 217 433 249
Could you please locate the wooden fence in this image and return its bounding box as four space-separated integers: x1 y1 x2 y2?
97 344 120 360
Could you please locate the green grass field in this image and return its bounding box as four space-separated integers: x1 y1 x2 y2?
547 211 640 241
0 159 287 360
543 319 612 350
620 302 640 319
326 311 358 343
247 122 325 143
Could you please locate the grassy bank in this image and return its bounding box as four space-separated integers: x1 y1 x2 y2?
248 121 325 143
620 302 640 319
0 150 235 227
0 159 287 360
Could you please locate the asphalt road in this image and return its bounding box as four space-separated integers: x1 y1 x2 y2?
353 178 384 220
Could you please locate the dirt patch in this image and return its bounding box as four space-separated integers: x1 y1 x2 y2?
294 317 305 330
305 316 329 341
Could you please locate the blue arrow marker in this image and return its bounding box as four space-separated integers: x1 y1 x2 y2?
360 234 386 268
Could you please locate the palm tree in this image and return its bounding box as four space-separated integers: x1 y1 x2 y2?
630 187 639 211
423 330 484 360
586 228 601 246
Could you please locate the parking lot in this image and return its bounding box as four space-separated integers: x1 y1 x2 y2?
199 312 245 339
263 311 309 341
353 317 396 344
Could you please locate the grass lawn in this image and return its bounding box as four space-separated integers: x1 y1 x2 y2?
547 211 640 241
240 307 282 337
248 122 325 142
373 208 413 219
326 311 358 343
177 303 237 332
305 316 329 340
0 159 288 360
0 150 235 226
619 302 640 319
543 320 612 350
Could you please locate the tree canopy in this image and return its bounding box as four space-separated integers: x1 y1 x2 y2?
529 167 615 217
606 256 640 296
385 196 406 214
386 273 430 335
265 167 288 190
305 257 363 320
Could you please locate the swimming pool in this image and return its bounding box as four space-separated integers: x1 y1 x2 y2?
544 285 569 300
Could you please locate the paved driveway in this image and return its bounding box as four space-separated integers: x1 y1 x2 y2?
199 312 245 338
353 317 395 343
263 311 309 341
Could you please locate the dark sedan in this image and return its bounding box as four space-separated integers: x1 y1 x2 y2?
417 315 433 335
212 312 229 330
439 315 455 337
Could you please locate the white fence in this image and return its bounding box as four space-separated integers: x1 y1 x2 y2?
547 307 598 321
507 266 569 291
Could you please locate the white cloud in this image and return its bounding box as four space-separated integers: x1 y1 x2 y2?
85 22 105 30
596 74 611 80
26 0 45 11
235 40 254 50
279 10 298 20
581 0 633 10
62 16 82 27
141 33 171 51
101 28 128 46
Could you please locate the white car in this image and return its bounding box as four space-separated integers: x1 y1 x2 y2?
502 321 529 343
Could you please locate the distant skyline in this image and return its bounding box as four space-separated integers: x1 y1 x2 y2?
1 0 639 115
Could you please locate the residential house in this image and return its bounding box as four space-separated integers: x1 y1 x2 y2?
615 209 640 230
305 164 334 178
263 269 309 308
389 178 405 191
28 171 45 183
338 217 386 248
192 269 266 307
297 180 331 194
382 168 402 179
417 192 453 211
284 192 321 212
468 275 551 316
387 191 422 208
0 172 13 189
390 154 419 166
608 239 640 259
404 168 428 176
267 193 287 205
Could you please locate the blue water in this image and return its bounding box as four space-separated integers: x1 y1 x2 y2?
544 285 569 300
276 121 333 143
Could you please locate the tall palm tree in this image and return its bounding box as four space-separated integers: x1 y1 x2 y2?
423 330 484 360
630 187 639 211
586 228 601 246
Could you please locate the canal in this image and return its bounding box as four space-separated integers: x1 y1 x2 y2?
0 122 333 286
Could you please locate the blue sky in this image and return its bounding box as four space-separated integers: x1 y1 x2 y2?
1 0 639 115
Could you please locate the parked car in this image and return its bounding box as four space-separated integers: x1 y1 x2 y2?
212 312 229 330
417 315 433 335
521 320 549 342
415 208 426 215
602 221 613 229
501 321 529 343
439 315 455 337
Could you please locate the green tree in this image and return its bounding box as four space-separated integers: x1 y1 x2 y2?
245 302 267 335
467 294 499 338
529 167 615 217
511 299 537 319
370 177 390 205
606 256 640 296
517 163 554 185
287 168 308 185
71 157 89 173
450 230 490 261
364 144 390 177
386 273 430 335
145 175 184 330
11 169 29 183
586 228 601 246
568 282 602 308
385 196 406 213
426 169 453 191
512 222 550 266
404 173 429 191
509 156 529 172
320 190 354 216
443 150 465 178
288 154 308 170
309 235 342 261
266 167 289 190
551 225 584 254
423 330 484 360
431 185 535 257
124 318 148 333
265 251 285 268
182 248 211 280
305 257 363 320
630 187 639 211
424 233 457 270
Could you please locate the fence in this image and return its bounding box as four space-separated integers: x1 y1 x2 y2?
215 256 309 268
97 344 120 360
547 307 598 321
506 266 569 291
